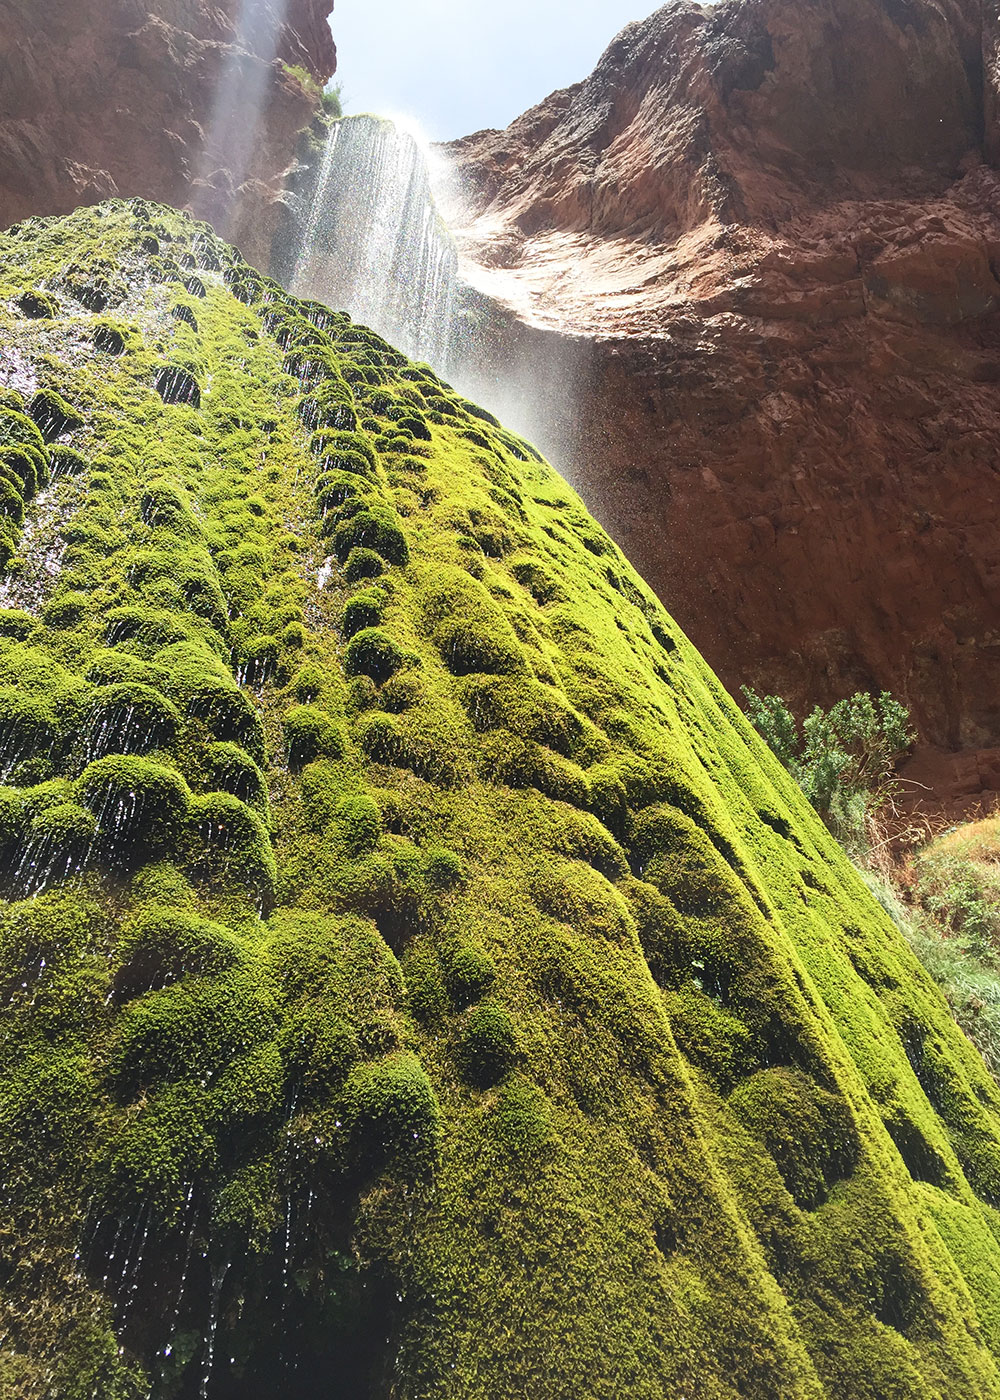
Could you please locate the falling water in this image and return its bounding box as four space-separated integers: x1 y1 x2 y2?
291 116 458 369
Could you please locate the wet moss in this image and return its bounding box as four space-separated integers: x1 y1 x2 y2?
2 201 1000 1400
29 388 83 442
77 755 190 861
284 705 344 768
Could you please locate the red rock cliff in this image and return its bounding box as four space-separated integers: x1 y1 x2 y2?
443 0 1000 805
0 0 335 267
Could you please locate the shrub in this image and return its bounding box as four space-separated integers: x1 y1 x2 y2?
742 686 914 850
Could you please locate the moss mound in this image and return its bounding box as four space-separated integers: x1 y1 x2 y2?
0 200 998 1400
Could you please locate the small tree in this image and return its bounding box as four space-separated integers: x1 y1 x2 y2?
741 687 914 851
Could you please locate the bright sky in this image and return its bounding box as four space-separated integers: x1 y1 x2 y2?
328 1 669 143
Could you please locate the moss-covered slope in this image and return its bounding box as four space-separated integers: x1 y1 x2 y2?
1 202 1000 1399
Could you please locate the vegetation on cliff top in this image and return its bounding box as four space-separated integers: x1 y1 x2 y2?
0 201 1000 1399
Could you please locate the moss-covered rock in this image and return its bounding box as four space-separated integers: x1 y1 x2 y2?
1 200 1000 1400
77 755 190 860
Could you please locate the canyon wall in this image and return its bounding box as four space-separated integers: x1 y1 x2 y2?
0 0 336 267
443 0 1000 806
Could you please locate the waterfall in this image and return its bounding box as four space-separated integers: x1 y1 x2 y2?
291 115 458 370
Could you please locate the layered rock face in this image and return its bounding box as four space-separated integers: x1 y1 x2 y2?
0 0 335 267
5 197 1000 1399
443 0 1000 806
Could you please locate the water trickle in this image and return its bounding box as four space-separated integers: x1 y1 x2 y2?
291 116 457 370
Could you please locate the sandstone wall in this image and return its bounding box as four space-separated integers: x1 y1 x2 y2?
0 0 335 267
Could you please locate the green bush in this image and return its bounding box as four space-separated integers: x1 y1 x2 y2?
742 686 913 849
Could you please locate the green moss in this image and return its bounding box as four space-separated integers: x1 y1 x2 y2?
333 506 409 567
201 740 267 808
187 792 276 902
2 200 1000 1400
77 755 190 860
457 1001 520 1087
284 704 344 768
279 1003 360 1102
423 846 465 891
343 587 386 638
729 1067 860 1209
345 1051 441 1168
29 388 83 442
16 289 58 319
85 683 181 758
342 546 386 581
344 627 406 684
114 906 244 997
0 608 36 640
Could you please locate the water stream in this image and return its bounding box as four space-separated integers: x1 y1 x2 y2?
290 115 458 369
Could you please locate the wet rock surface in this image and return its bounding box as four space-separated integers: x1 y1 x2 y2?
443 0 1000 808
0 0 335 268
